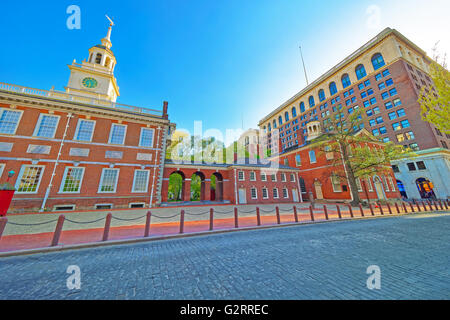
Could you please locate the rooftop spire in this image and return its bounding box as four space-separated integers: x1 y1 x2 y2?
101 15 114 49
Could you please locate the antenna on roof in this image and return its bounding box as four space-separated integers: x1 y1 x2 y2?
299 45 309 86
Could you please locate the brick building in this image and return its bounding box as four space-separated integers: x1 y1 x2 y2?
0 24 175 213
258 27 449 202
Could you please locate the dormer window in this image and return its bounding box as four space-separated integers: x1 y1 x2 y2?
105 57 111 68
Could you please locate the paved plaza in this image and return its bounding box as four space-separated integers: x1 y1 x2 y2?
0 212 449 300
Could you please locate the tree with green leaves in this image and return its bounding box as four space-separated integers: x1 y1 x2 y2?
309 107 415 206
418 51 450 134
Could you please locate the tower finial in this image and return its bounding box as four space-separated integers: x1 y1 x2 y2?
102 15 115 48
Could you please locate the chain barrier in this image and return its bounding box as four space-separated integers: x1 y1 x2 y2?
184 210 210 216
151 212 181 219
238 209 256 214
214 209 234 215
65 217 106 225
278 208 293 212
260 208 275 213
6 219 59 227
111 214 148 222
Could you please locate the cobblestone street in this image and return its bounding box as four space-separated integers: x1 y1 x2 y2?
0 212 449 300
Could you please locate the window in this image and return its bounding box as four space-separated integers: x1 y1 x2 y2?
382 69 390 77
375 73 382 81
273 120 277 129
441 141 448 149
383 176 390 192
238 171 245 181
268 123 271 132
355 64 367 80
15 165 45 194
397 108 406 118
358 83 365 90
262 188 268 199
396 133 405 142
309 96 315 108
331 174 342 192
407 163 416 171
376 116 383 124
250 171 256 181
388 112 397 120
74 119 95 141
372 128 379 136
292 107 297 118
393 98 402 106
389 88 398 96
388 176 396 191
382 137 390 143
251 187 258 199
273 188 279 199
385 101 393 110
300 102 305 113
281 173 286 182
278 116 283 126
367 178 373 192
139 128 155 147
261 172 267 181
392 122 401 131
341 74 351 88
109 123 127 145
132 170 150 193
282 188 289 198
290 174 295 182
295 154 301 166
329 82 337 96
370 97 377 105
381 92 390 100
400 119 410 128
309 150 316 163
98 168 120 193
371 53 385 70
34 114 60 138
318 89 326 102
0 164 4 178
95 53 102 64
59 167 85 193
356 178 363 192
271 173 277 182
0 108 22 134
392 165 400 173
416 161 426 170
405 131 415 140
364 80 371 87
379 126 387 135
285 112 289 122
378 82 386 90
385 78 394 86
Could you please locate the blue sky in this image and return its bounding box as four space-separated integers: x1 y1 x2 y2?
0 0 449 138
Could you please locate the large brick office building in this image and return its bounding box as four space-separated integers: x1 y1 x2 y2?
258 27 450 202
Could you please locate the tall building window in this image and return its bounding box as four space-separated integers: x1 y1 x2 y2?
292 106 297 118
59 167 85 193
251 187 258 199
300 102 305 113
283 188 289 198
262 188 268 199
108 123 127 145
33 114 60 138
295 154 301 166
318 89 326 102
341 74 351 88
132 170 150 193
0 108 22 134
15 165 45 194
355 64 367 80
371 53 385 70
250 171 256 181
98 168 120 193
261 172 267 181
309 96 315 108
331 174 342 192
329 82 338 96
278 116 283 126
273 188 279 199
74 119 95 142
139 128 155 147
268 123 272 132
285 111 289 122
238 171 245 181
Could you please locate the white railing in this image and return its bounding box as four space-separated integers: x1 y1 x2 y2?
0 82 163 117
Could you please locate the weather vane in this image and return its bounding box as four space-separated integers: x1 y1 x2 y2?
105 15 115 27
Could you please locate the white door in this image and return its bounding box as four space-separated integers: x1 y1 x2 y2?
314 182 324 200
374 177 386 200
238 188 247 204
292 189 299 202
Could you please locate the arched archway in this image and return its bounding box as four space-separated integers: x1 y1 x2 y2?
168 171 185 202
211 172 224 201
190 172 206 201
416 177 436 199
373 176 386 200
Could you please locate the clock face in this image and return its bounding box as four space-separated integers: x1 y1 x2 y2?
82 77 98 89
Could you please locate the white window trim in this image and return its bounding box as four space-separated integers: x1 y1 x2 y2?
262 188 269 199
73 118 96 142
250 171 256 181
356 178 363 192
53 204 76 211
139 127 155 148
0 163 5 179
59 166 85 194
238 171 245 181
290 174 296 182
271 173 277 182
389 176 396 191
15 165 45 194
98 168 120 193
33 114 60 138
251 187 258 200
331 175 342 193
283 188 289 198
309 150 317 164
383 175 390 192
108 123 128 145
273 188 279 199
281 173 286 182
367 177 374 192
131 169 150 193
129 202 146 208
261 172 267 182
0 107 24 135
95 203 114 209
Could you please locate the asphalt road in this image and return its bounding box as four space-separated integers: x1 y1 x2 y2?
0 212 449 300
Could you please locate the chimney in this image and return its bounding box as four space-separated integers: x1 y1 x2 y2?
163 101 168 120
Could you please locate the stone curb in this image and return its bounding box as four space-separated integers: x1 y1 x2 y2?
0 210 447 258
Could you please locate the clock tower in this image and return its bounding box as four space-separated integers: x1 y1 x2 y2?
66 19 120 102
